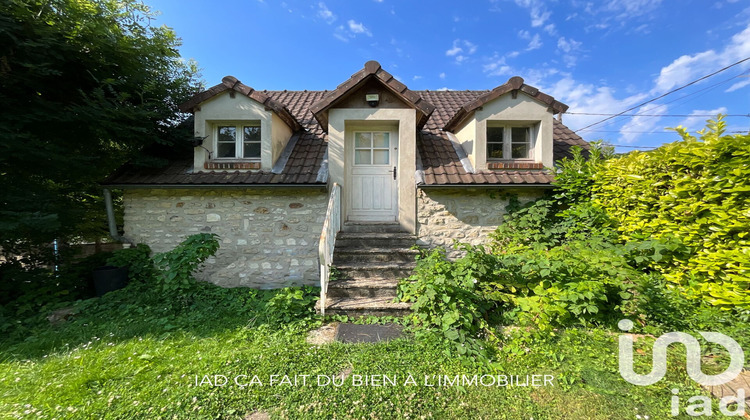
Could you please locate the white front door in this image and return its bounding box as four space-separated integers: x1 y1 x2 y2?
348 131 398 222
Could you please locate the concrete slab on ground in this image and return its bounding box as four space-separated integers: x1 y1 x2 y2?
334 323 403 343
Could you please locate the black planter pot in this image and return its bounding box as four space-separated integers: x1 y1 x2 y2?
93 266 129 297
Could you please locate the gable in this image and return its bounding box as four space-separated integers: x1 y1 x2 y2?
310 61 435 133
331 78 412 109
443 76 567 133
180 76 300 132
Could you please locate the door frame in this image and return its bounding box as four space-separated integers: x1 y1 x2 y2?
344 123 399 223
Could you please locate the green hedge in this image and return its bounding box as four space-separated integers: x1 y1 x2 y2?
593 117 750 307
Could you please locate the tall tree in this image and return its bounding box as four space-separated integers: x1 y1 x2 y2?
0 0 199 256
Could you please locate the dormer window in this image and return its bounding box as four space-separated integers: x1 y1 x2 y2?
216 123 261 159
486 124 533 160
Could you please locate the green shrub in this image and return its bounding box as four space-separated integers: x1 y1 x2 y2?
106 243 156 284
264 286 319 323
593 116 750 308
398 247 497 357
151 233 220 294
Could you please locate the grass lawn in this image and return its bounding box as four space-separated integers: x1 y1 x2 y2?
0 283 721 419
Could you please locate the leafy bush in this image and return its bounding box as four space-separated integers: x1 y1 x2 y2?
264 286 319 323
398 247 497 358
593 116 750 307
106 243 156 284
151 233 220 294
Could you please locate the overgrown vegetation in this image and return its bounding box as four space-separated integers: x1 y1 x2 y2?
399 117 749 356
593 117 750 307
0 270 702 419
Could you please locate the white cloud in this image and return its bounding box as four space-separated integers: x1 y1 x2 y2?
526 33 542 51
557 37 582 53
513 0 551 27
347 20 372 36
618 105 668 143
439 72 446 80
674 107 729 131
333 26 348 42
317 2 336 24
603 0 664 20
507 51 520 58
544 24 557 36
445 39 478 64
726 78 750 92
517 30 542 51
557 37 583 67
653 23 750 94
436 87 454 91
446 44 463 56
413 75 422 81
544 76 650 141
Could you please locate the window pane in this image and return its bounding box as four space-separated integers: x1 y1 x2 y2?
487 127 504 143
512 144 529 159
218 143 235 158
373 150 389 164
244 142 261 158
511 127 529 144
487 143 503 159
354 150 371 165
373 132 389 148
218 126 236 143
243 126 260 142
355 133 372 148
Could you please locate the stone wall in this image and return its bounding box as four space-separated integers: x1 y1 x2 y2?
123 188 327 288
416 188 545 258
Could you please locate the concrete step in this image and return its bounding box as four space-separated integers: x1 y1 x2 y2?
333 248 419 265
336 232 416 249
335 263 415 281
341 223 407 233
327 277 400 298
318 296 411 317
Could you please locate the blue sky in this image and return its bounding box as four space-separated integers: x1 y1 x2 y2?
149 0 750 151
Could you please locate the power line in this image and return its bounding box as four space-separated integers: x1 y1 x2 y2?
586 129 749 134
575 72 747 133
568 113 750 117
573 57 750 133
608 145 658 149
584 73 742 130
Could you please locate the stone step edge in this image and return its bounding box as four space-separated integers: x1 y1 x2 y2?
336 232 417 239
335 263 416 270
320 296 412 311
328 278 402 288
334 248 420 255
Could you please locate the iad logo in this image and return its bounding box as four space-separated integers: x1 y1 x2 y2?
617 319 746 417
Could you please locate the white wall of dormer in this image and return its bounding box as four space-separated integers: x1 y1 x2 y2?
192 91 293 172
454 92 554 170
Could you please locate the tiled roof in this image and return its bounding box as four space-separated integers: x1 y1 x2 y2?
309 61 436 132
104 84 588 187
178 76 301 132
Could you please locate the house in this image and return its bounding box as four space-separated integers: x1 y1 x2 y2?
103 61 588 314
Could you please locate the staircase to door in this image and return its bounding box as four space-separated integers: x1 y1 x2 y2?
317 223 416 317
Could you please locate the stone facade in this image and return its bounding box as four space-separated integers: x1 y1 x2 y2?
123 188 326 288
416 188 545 257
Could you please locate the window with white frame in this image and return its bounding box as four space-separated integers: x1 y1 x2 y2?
215 122 261 159
486 124 532 160
353 132 390 165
